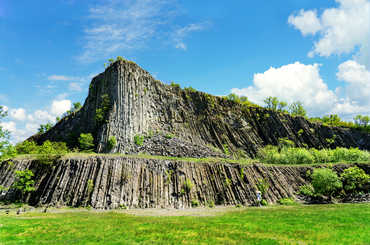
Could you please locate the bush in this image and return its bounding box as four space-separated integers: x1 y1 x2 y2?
256 178 269 195
260 199 268 206
182 179 193 194
340 166 370 194
278 198 297 205
311 168 342 197
37 141 69 164
207 201 215 208
16 141 39 154
12 170 35 200
191 200 199 207
79 133 95 152
298 184 314 197
134 135 144 146
107 136 117 151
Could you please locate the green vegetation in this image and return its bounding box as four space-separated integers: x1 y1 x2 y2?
310 114 370 133
225 93 257 107
95 94 111 124
181 179 193 194
164 133 174 139
1 204 368 244
258 145 370 165
78 133 95 152
38 122 53 134
12 170 35 200
134 134 144 146
107 136 117 151
170 81 181 89
0 106 16 161
278 198 297 205
340 166 370 194
311 168 342 197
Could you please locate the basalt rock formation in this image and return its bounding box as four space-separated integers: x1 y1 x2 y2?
29 59 370 158
1 157 368 208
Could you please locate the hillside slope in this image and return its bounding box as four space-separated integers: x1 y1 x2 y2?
30 59 370 157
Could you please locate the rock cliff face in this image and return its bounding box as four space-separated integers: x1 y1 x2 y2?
30 59 370 158
1 157 366 208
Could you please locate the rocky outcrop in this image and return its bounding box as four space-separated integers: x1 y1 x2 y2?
29 59 370 158
0 157 367 209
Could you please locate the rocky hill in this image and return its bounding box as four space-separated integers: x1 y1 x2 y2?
29 59 370 158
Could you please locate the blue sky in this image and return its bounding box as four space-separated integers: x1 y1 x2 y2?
1 0 369 143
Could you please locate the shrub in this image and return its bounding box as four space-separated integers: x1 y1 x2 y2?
340 166 370 194
134 135 144 146
278 198 297 205
107 136 117 151
256 178 269 196
207 201 215 208
191 200 199 207
16 141 38 154
79 133 95 152
182 179 193 194
260 199 268 206
12 170 35 200
164 133 174 139
298 184 314 196
311 168 342 197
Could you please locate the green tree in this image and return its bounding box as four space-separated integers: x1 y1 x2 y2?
12 170 36 201
311 168 342 197
340 167 369 194
264 96 279 110
289 101 307 117
354 115 370 127
0 106 16 161
79 133 95 151
72 102 82 112
38 122 53 134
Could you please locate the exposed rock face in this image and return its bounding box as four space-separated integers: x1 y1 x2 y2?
0 157 367 208
30 59 370 157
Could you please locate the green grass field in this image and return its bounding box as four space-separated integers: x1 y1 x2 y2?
1 204 369 244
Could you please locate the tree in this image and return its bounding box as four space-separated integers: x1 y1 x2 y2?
79 133 94 151
289 101 306 117
277 101 288 112
0 106 16 161
354 115 370 127
72 102 82 112
322 114 341 126
264 96 279 110
12 170 35 201
38 122 53 134
311 168 342 197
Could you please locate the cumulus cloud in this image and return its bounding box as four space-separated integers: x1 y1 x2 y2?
288 0 370 66
51 100 71 116
231 60 370 119
231 62 337 115
9 108 26 121
0 121 16 133
288 10 322 36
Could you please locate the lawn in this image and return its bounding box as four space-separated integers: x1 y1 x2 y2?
0 204 369 244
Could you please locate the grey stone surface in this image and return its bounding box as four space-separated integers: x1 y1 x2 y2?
29 59 370 158
1 157 367 209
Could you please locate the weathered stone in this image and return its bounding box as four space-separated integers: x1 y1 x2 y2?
0 157 368 209
28 59 370 157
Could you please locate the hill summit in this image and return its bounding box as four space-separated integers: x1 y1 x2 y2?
31 58 370 158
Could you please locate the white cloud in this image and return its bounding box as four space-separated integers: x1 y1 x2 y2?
288 10 322 36
9 108 26 121
48 75 77 81
232 60 370 119
231 62 337 115
0 121 16 133
51 100 71 116
69 82 83 92
173 22 209 50
289 0 370 67
79 0 209 63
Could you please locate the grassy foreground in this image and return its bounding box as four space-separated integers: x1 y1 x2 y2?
0 204 369 244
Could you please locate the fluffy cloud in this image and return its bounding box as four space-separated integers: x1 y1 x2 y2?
288 0 370 66
231 62 337 115
231 60 370 119
51 100 71 116
69 82 83 92
9 108 26 121
288 10 322 36
1 99 72 143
